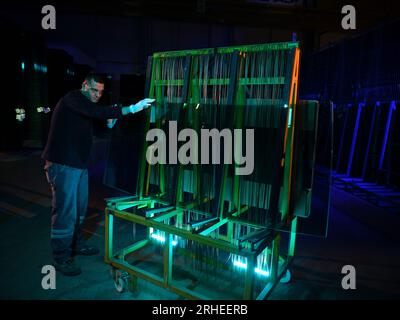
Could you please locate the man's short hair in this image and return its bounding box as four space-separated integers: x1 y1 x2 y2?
84 71 105 84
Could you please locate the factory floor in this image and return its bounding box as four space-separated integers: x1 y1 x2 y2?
0 149 399 300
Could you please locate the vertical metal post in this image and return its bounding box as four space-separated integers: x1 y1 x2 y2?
288 216 297 257
163 233 173 287
138 57 157 198
270 234 281 283
147 201 155 239
227 221 233 242
346 102 363 176
155 59 164 195
218 51 240 218
362 102 379 179
227 51 240 106
281 48 300 219
105 210 113 262
336 105 350 172
232 52 245 213
175 56 193 206
144 55 153 97
243 255 256 300
379 101 396 170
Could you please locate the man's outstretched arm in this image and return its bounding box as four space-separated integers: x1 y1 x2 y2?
106 98 155 128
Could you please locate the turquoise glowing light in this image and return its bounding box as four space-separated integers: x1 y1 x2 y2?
233 260 247 269
233 259 270 277
150 233 177 246
255 267 270 277
288 108 293 127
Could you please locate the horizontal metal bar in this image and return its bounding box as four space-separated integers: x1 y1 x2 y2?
178 198 211 210
108 208 253 257
198 218 229 236
110 257 209 299
153 48 215 58
104 195 138 202
121 239 149 257
238 228 267 243
217 42 299 53
229 216 272 229
115 202 143 211
108 258 165 287
152 209 181 222
152 42 298 58
145 205 175 217
189 216 219 228
155 77 285 87
230 205 250 217
239 77 285 85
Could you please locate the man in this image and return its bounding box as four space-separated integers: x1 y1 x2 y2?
42 72 154 276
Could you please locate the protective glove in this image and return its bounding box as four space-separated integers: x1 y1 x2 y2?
129 98 155 114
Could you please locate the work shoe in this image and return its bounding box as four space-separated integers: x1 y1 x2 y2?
54 259 82 276
72 244 99 256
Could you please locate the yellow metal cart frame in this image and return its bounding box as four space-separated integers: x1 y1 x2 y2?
104 42 318 300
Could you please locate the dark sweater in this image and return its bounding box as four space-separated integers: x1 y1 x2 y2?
42 90 123 169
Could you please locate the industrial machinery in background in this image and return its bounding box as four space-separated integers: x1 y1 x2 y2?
0 18 92 151
104 41 332 299
1 20 48 150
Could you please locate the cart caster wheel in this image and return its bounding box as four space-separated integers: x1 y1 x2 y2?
114 270 129 293
280 269 291 284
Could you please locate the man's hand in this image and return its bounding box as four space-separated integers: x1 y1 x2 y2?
129 98 155 114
